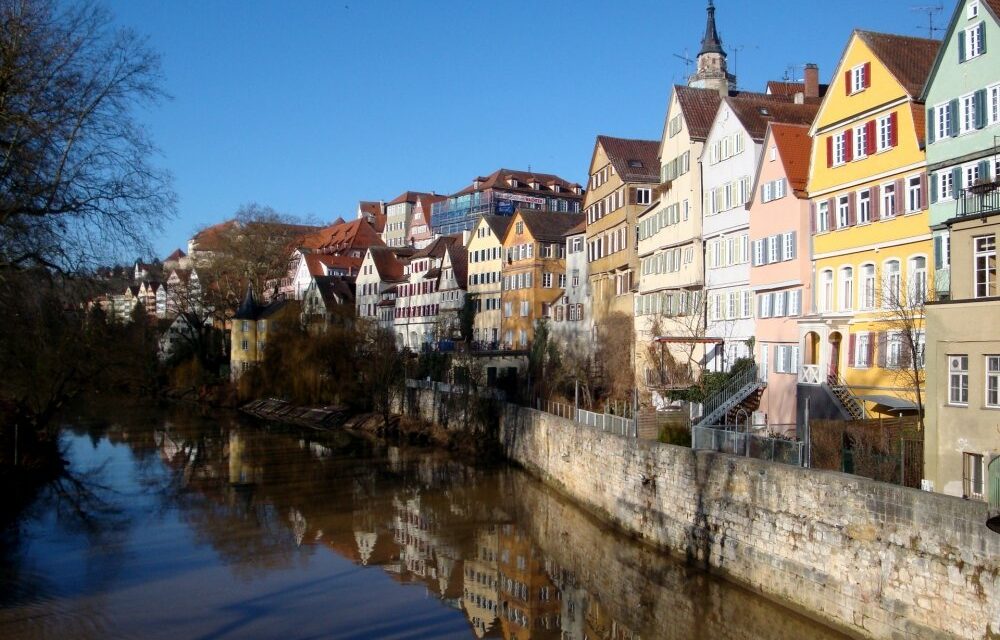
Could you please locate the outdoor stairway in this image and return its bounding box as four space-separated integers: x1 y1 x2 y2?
827 373 867 420
694 364 765 428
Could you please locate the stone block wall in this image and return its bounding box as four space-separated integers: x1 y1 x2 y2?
405 387 1000 639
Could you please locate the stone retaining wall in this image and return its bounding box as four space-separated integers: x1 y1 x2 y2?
407 387 1000 639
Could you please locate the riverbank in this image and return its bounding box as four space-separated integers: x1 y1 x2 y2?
402 384 999 640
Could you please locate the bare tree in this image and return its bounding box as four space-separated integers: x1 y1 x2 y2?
593 311 635 405
877 269 929 430
639 290 711 401
0 0 175 272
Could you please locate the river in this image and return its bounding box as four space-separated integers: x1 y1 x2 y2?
0 403 851 639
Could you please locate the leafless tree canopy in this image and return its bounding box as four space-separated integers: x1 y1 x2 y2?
0 0 175 272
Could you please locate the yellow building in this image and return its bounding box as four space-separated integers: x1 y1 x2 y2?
800 31 940 418
467 215 513 348
583 136 660 328
500 210 584 349
230 284 299 380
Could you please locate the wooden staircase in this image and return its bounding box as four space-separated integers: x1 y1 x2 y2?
827 373 867 420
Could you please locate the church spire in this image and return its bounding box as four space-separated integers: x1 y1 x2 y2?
699 0 726 57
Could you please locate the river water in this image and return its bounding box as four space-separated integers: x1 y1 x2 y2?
0 404 850 639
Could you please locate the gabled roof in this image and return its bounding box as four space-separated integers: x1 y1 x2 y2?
919 0 1000 102
750 122 814 201
724 96 820 142
312 276 355 307
165 248 186 261
411 234 460 260
507 210 586 244
366 247 406 281
765 80 830 98
565 220 587 236
856 30 940 98
304 253 362 277
450 168 583 199
673 85 723 140
595 136 660 183
301 218 386 253
358 201 385 217
444 244 468 289
479 214 513 239
388 191 437 206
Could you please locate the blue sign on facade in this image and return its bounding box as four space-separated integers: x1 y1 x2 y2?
497 200 514 215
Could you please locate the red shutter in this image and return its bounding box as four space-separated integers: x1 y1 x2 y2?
826 198 835 229
826 136 834 168
895 179 905 207
865 121 877 155
871 186 881 221
863 62 872 89
848 334 857 367
844 129 854 162
845 70 853 95
919 172 928 210
867 334 875 367
848 193 857 226
889 112 899 147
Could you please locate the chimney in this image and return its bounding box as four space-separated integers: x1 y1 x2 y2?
794 92 805 105
804 63 819 99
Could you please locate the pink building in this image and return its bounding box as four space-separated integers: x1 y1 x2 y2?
748 123 815 433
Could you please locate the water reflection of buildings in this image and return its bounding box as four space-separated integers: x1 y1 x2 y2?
463 526 501 638
497 524 561 640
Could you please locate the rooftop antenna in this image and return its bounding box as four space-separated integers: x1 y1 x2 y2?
673 50 694 77
910 5 945 39
730 44 758 78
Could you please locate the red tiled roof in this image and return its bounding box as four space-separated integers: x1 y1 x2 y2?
988 0 1000 18
673 85 723 141
509 210 586 244
411 234 460 260
367 247 406 281
191 219 325 253
446 244 468 288
565 220 587 236
856 31 940 98
480 215 513 239
305 253 362 277
301 218 385 252
451 168 583 199
388 191 437 206
768 123 814 197
596 136 660 183
358 201 385 217
726 96 820 142
165 248 186 261
766 80 829 98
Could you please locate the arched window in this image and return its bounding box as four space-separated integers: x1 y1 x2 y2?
820 269 834 312
909 256 927 304
839 266 854 311
860 264 876 310
883 260 901 307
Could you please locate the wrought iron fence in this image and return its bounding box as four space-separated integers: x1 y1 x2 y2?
692 425 805 466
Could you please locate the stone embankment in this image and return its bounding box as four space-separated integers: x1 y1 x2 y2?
404 385 999 640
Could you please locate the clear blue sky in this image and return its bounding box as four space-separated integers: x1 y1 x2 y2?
106 0 945 259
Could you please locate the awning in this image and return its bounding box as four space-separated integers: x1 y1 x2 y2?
857 394 919 412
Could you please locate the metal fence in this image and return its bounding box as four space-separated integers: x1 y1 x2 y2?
538 400 637 438
989 455 1000 515
692 425 805 466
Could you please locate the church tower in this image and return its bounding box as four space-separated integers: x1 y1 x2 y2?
688 0 736 95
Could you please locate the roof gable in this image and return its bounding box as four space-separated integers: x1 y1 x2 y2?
503 210 586 244
594 136 660 183
920 0 1000 102
672 85 723 141
748 123 814 203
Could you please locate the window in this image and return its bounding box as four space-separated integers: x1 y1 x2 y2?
855 333 871 368
938 170 955 201
542 272 552 288
837 195 850 228
885 332 903 369
816 201 830 232
950 355 969 405
881 183 896 218
520 300 529 316
986 356 1000 408
241 339 249 352
877 114 894 151
820 269 834 312
515 221 524 234
909 256 927 304
935 102 951 141
854 124 868 158
241 320 249 332
969 0 980 18
964 452 985 499
964 163 981 189
782 232 795 261
767 235 779 263
636 188 652 205
504 301 512 317
990 85 1000 126
907 176 922 213
960 93 977 134
774 345 800 374
559 273 567 288
975 234 997 297
833 132 847 165
883 260 901 306
965 23 984 60
850 64 867 94
858 190 871 223
861 264 876 309
839 267 854 311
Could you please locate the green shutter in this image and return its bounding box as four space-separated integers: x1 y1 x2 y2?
953 167 963 195
959 28 967 62
980 22 987 55
934 236 943 270
979 160 991 183
975 89 987 129
930 171 938 203
927 107 936 143
949 99 960 137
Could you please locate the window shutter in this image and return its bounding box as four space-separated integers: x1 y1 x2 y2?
934 236 943 270
789 231 797 259
871 187 881 220
848 193 857 226
953 167 963 194
867 334 875 367
844 129 854 162
930 172 938 204
975 89 987 129
826 136 834 168
894 180 905 206
899 338 913 368
927 108 936 144
866 120 877 155
979 160 991 183
959 28 967 62
848 334 857 367
980 22 987 55
810 202 817 234
949 99 960 137
889 112 898 147
877 332 887 368
844 70 853 95
863 62 871 88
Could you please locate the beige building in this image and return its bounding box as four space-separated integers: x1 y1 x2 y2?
467 215 512 347
924 199 1000 500
583 136 659 329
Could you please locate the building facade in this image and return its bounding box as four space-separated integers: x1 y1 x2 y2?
384 192 435 248
466 216 512 348
549 221 591 349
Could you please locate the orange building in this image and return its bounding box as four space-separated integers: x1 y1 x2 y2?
500 210 585 349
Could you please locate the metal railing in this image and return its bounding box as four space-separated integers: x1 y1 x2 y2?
695 364 761 427
956 182 1000 218
538 400 637 438
692 425 805 466
827 372 867 420
989 455 1000 515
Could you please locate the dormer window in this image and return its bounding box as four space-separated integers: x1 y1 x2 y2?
552 184 560 193
510 178 519 188
968 0 979 19
628 160 643 168
530 180 539 190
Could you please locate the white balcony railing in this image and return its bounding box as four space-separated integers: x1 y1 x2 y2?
799 364 821 385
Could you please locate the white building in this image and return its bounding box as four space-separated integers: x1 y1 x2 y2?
550 220 592 347
393 236 461 349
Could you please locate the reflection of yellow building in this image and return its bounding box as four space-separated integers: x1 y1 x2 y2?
801 31 940 418
462 526 501 638
500 210 584 349
497 525 561 639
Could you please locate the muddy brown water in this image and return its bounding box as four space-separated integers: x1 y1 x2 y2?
0 404 851 639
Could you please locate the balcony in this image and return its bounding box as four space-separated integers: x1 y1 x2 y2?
956 182 1000 219
798 364 822 385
